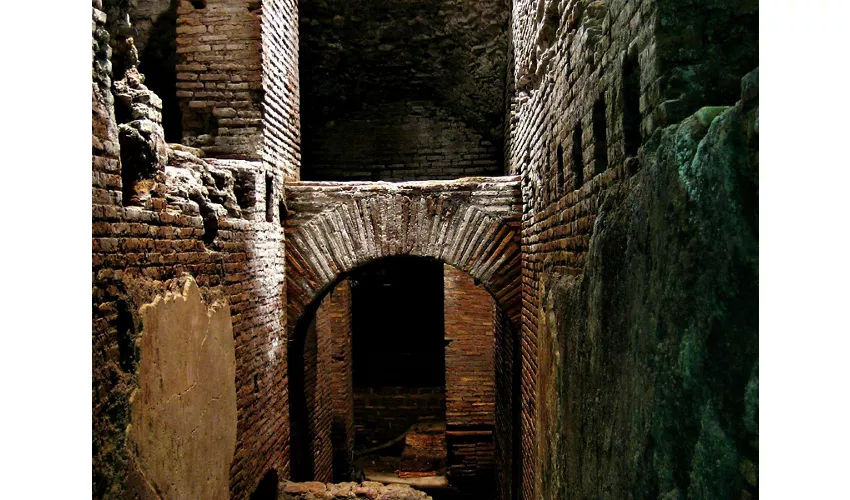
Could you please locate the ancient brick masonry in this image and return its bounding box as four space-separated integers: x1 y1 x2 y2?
443 265 496 489
297 280 355 483
93 2 293 497
261 0 301 181
506 0 757 496
298 0 508 181
325 281 356 482
176 0 264 158
284 177 523 335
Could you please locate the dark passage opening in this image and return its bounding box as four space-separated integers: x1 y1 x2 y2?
556 143 565 196
593 96 608 175
352 257 445 389
249 469 278 500
265 175 274 223
622 49 642 156
571 123 584 190
138 0 183 143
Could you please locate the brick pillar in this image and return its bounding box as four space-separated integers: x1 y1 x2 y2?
443 264 496 491
327 281 355 482
176 0 263 158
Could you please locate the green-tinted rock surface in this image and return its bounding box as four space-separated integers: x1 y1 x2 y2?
539 68 758 499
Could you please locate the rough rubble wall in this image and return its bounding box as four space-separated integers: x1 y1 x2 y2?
506 0 757 496
126 276 237 499
128 0 183 142
538 71 758 499
176 0 264 158
262 0 301 181
443 264 496 489
284 178 522 335
280 481 431 500
299 0 508 181
92 3 290 496
326 281 356 481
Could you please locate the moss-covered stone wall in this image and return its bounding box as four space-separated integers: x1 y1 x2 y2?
537 69 758 499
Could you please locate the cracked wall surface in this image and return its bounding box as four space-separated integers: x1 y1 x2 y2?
127 275 237 499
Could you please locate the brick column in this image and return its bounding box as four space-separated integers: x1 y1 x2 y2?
443 264 496 490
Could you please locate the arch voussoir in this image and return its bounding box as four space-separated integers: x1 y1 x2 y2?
284 177 522 331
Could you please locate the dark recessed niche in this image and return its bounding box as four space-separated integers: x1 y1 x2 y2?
623 49 642 157
556 143 565 195
191 0 207 9
249 469 278 500
571 123 584 190
593 96 608 175
265 175 274 223
233 171 254 214
352 257 445 388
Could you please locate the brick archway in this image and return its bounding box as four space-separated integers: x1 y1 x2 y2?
284 177 522 332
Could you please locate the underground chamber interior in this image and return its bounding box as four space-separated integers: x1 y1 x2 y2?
288 256 504 497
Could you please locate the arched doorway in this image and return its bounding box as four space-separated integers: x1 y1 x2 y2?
287 256 517 498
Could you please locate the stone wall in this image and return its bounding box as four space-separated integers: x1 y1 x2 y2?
299 0 508 181
92 2 290 497
176 0 264 158
537 71 759 499
505 0 757 496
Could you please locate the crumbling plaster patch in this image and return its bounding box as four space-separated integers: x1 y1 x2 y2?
127 275 237 499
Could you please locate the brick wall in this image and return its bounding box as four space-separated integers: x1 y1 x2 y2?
176 0 263 158
299 0 508 181
443 264 496 490
92 3 290 497
353 387 446 449
262 0 301 181
492 305 516 500
302 100 501 182
506 0 757 497
304 301 334 482
327 281 355 481
283 178 523 334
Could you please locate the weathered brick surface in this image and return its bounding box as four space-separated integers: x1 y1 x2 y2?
284 178 523 336
492 306 516 500
326 281 356 481
303 300 334 483
281 480 431 500
92 7 289 497
443 264 496 490
262 0 301 181
354 387 446 449
299 0 508 181
302 100 502 182
507 0 757 496
176 0 264 158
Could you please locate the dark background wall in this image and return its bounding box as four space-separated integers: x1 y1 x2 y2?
299 0 509 181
